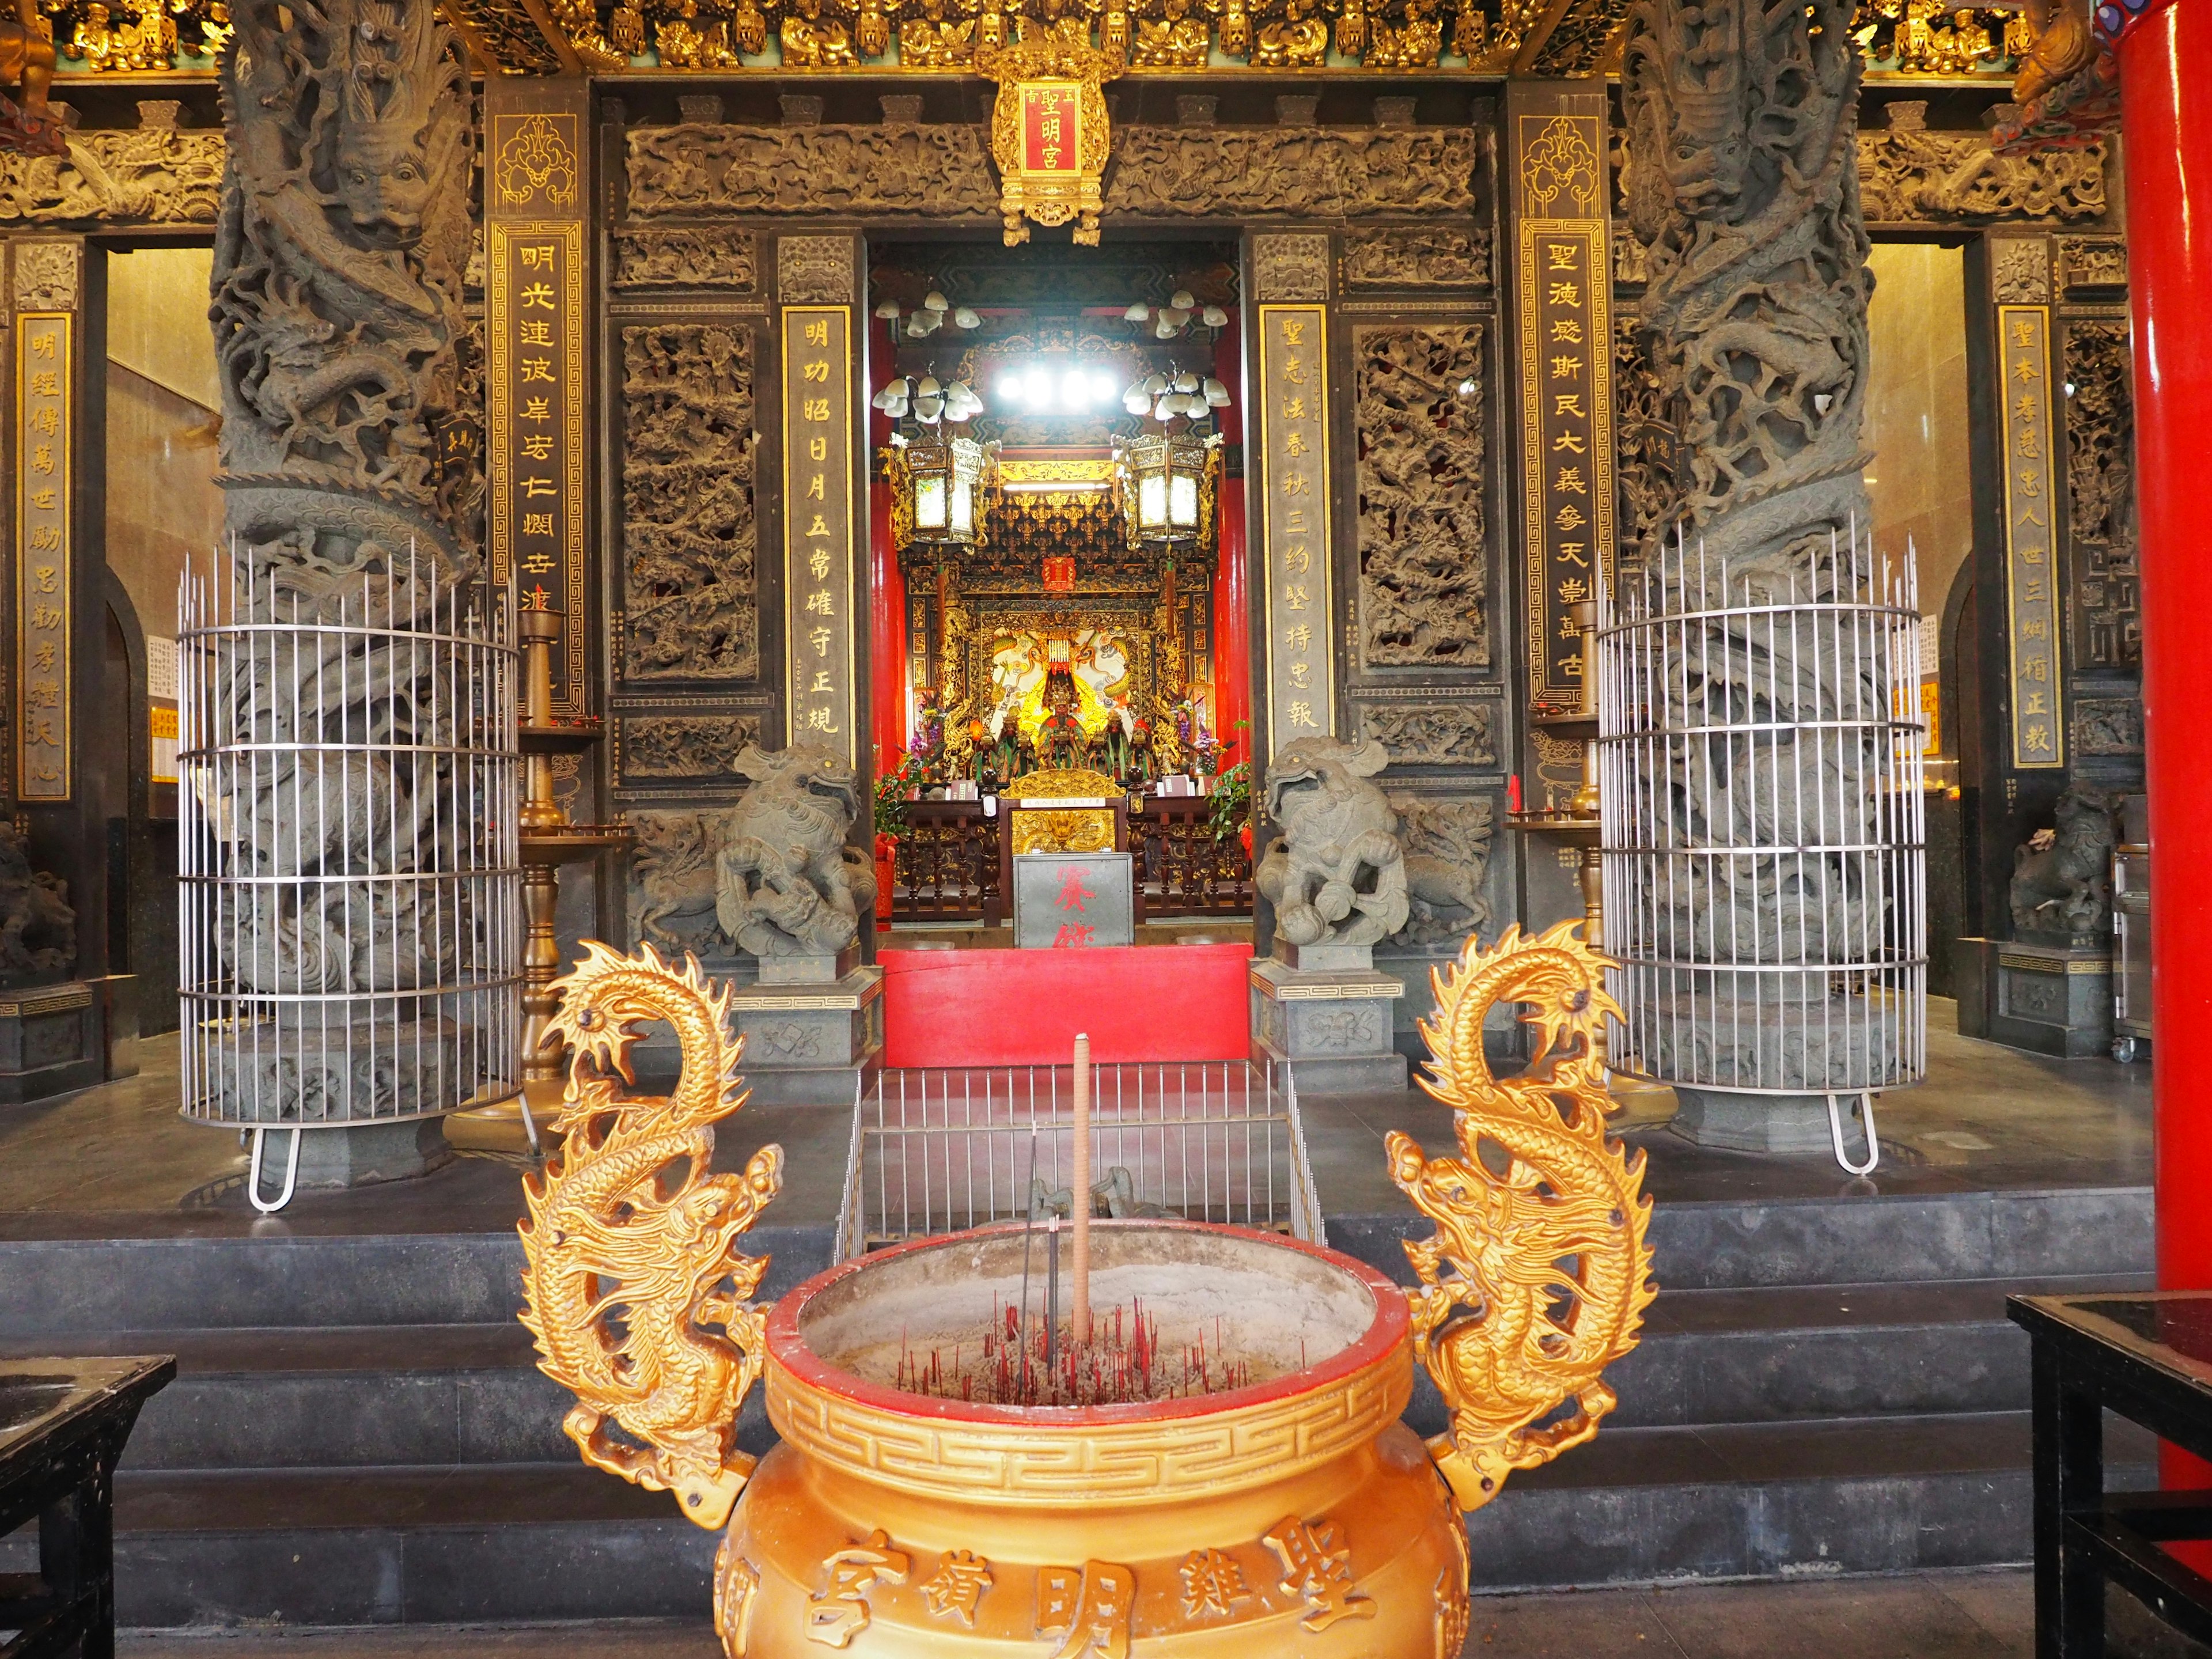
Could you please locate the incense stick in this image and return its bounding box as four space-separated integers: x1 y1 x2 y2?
1071 1032 1091 1336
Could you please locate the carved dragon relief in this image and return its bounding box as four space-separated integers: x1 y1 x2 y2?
1390 921 1656 1510
2063 319 2139 672
1355 322 1488 671
518 942 783 1533
621 323 759 683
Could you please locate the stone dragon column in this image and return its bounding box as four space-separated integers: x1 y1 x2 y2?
185 0 516 1194
1613 0 1918 1153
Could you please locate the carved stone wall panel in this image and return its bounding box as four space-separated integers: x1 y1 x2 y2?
2073 697 2143 757
2060 236 2127 293
777 234 854 303
1857 126 2107 226
1342 225 1492 290
1612 314 1677 566
624 808 729 955
10 243 77 309
620 323 760 683
1385 791 1496 947
1354 322 1488 671
626 123 998 219
615 711 765 785
0 129 222 226
1359 702 1497 767
612 227 756 289
1107 126 1479 219
2063 319 2139 672
1991 238 2051 305
1251 233 1330 302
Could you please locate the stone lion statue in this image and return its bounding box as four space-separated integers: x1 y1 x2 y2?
715 742 877 959
1255 733 1408 949
0 821 74 988
2011 783 2115 944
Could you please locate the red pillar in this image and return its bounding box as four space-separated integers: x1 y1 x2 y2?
2123 0 2212 1293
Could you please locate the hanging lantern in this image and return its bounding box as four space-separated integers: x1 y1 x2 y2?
889 431 995 552
1113 429 1219 550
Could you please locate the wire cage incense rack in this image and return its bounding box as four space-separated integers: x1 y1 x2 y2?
177 544 523 1210
1594 525 1927 1173
834 1060 1324 1261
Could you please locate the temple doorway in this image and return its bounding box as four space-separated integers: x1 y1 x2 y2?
864 237 1255 928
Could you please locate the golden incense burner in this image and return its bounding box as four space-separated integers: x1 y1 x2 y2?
518 921 1652 1656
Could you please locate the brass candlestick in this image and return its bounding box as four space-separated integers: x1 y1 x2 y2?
450 608 631 1158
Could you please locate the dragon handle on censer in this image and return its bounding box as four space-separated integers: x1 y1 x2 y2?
517 923 1654 1655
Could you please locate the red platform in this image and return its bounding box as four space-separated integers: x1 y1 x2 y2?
879 942 1253 1067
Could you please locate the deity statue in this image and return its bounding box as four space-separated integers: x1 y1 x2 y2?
781 0 858 64
714 743 878 960
908 685 946 782
898 0 977 63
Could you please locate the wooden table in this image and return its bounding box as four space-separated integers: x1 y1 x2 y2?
0 1354 173 1658
2011 1291 2212 1657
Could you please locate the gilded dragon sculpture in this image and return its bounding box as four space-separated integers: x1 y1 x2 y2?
517 926 1649 1652
1388 919 1657 1512
517 941 783 1532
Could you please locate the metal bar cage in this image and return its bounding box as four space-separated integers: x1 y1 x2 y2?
834 1060 1323 1262
1595 525 1927 1101
177 545 522 1127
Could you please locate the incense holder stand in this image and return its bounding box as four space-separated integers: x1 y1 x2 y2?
725 1219 1467 1656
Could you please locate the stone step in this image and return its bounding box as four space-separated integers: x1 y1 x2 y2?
1464 1410 2157 1592
93 1411 2148 1626
0 1184 2150 1340
1328 1183 2152 1294
9 1271 2150 1470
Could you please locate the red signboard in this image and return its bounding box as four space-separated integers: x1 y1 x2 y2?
1042 554 1075 592
1020 84 1082 175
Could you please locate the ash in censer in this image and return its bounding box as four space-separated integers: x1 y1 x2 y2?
889 1298 1281 1407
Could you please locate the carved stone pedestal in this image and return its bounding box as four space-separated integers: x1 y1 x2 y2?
0 980 103 1104
274 1119 455 1191
725 956 885 1107
1249 951 1408 1094
1671 1090 1861 1157
1982 938 2115 1058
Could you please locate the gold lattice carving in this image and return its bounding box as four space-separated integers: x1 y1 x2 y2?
1007 767 1119 800
1011 807 1115 854
763 1335 1410 1506
1387 920 1656 1512
517 941 783 1532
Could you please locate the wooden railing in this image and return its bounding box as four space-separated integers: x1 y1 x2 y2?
885 795 1252 925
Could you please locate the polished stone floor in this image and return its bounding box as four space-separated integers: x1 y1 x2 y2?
0 990 2148 1237
109 1571 2209 1657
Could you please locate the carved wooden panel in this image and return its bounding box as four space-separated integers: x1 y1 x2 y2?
1354 323 1487 671
1109 127 1478 219
2063 319 2139 673
627 123 998 219
619 322 759 683
1857 124 2106 226
0 129 222 227
612 227 756 289
1342 226 1492 290
2073 697 2143 757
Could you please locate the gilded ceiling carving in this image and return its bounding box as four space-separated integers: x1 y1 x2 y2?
1355 322 1488 671
621 323 760 683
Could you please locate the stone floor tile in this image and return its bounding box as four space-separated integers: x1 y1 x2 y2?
1460 1587 1685 1657
1648 1573 2021 1659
